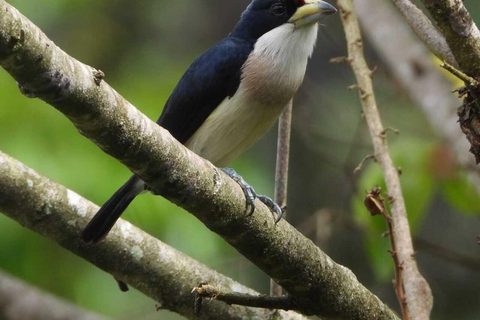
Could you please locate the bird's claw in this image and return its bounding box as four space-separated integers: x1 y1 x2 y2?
221 168 282 222
257 195 283 223
244 184 257 216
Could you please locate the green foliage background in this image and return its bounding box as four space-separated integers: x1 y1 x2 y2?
1 1 480 319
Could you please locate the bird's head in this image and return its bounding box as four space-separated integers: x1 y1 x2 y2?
231 0 337 40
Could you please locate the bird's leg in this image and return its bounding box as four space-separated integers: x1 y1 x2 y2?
221 168 283 222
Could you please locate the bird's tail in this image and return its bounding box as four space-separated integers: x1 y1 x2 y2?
81 175 144 244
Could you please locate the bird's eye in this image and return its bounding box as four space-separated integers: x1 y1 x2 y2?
271 4 286 16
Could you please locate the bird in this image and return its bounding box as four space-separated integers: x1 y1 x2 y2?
81 0 337 244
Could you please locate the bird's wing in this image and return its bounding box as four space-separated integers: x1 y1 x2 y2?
157 37 253 144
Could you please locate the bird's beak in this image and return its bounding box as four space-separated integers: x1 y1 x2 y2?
288 0 337 28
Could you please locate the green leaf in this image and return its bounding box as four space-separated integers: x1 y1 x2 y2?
352 138 435 282
441 172 480 216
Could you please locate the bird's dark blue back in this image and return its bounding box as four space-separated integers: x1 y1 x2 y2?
156 37 254 144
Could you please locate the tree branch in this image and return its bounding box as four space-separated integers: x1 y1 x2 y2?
337 1 434 319
0 150 306 320
0 270 111 320
271 101 293 297
420 0 480 78
0 1 399 319
364 188 410 320
354 0 480 193
194 284 297 312
390 0 457 67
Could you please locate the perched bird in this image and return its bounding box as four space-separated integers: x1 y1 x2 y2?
82 0 337 244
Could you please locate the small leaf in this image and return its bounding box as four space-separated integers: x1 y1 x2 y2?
441 172 480 216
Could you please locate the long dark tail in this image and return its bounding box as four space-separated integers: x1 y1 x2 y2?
81 175 144 244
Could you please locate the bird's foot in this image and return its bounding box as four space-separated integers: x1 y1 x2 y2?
222 168 256 216
221 168 283 222
257 195 283 223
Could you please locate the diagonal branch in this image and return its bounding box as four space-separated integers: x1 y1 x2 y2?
0 270 111 320
390 0 457 67
0 1 399 319
337 0 433 319
0 150 306 320
420 0 480 77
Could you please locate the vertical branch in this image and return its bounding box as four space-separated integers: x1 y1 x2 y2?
271 101 293 297
337 1 433 319
364 188 411 320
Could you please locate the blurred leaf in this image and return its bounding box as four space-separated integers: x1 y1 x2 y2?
352 138 435 281
441 173 480 216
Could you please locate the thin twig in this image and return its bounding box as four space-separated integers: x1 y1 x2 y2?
193 284 297 313
337 1 433 319
440 62 480 87
271 101 293 296
354 154 375 174
381 127 400 137
364 188 410 320
330 56 351 64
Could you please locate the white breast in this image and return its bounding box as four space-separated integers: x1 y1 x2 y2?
186 23 318 167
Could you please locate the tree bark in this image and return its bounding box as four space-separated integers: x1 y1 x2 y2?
390 0 457 67
420 0 480 78
0 1 400 319
0 151 307 320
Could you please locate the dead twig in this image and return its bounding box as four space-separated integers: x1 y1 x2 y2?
440 62 480 87
381 127 400 137
354 155 376 174
364 187 410 320
193 284 297 314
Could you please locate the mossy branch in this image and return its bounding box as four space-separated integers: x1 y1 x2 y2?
0 1 399 319
0 271 111 320
420 0 480 78
0 151 306 320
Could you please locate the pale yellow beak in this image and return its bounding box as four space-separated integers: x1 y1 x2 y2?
288 0 337 28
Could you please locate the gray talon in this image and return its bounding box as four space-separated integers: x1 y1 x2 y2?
222 168 256 215
257 195 283 223
222 168 283 221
